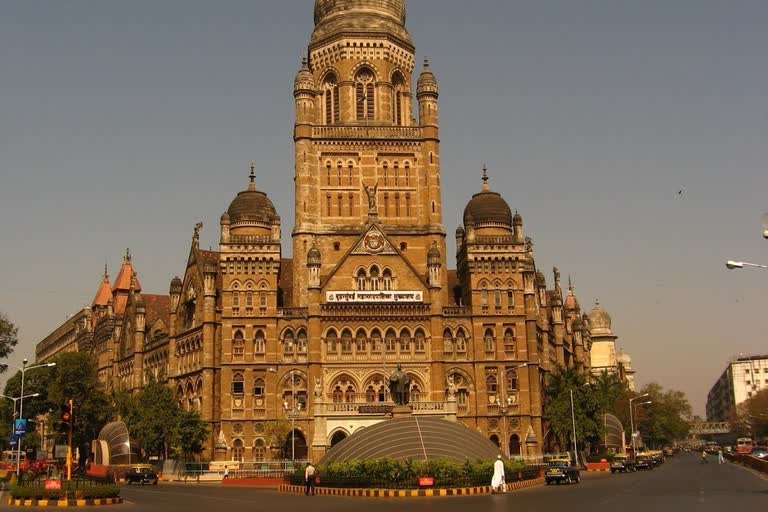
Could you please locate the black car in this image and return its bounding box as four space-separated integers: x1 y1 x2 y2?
610 455 637 473
635 454 653 470
126 466 159 485
545 459 581 485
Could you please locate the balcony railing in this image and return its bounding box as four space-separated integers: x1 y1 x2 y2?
278 308 308 318
312 125 424 140
442 306 471 317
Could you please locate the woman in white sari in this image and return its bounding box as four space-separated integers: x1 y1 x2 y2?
491 455 505 492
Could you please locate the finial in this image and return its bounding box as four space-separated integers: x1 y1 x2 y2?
481 165 490 191
301 56 308 68
568 275 573 290
125 248 131 262
595 298 600 306
104 260 108 277
248 161 256 191
423 58 430 69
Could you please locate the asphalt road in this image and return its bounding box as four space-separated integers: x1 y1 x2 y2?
3 453 766 511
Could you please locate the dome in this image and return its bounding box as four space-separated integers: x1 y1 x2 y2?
294 58 315 94
319 416 503 464
170 276 182 295
307 244 321 266
227 169 278 227
417 59 439 98
463 169 513 229
427 241 441 264
588 299 613 335
513 211 523 227
311 0 412 48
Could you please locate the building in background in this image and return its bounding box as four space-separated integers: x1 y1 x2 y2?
706 355 768 422
588 300 636 390
34 0 624 462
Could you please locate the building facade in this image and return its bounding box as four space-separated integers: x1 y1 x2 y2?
36 0 608 463
587 299 635 390
706 355 768 422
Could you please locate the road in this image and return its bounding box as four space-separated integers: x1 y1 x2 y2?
3 453 766 510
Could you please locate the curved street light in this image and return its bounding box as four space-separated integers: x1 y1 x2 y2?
725 260 767 270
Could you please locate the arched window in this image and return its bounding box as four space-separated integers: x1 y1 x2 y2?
232 439 244 463
232 372 244 395
366 386 376 402
443 328 453 353
246 291 253 307
384 328 397 353
341 329 353 354
355 328 367 353
323 72 340 125
254 330 265 354
383 269 393 291
333 386 343 403
233 330 245 359
355 67 375 121
232 290 240 308
507 290 515 310
507 369 519 391
326 329 338 354
370 266 380 290
345 385 355 403
486 374 498 395
371 328 383 353
253 378 265 398
495 289 502 309
490 434 500 449
414 328 426 353
348 162 354 186
254 439 266 462
484 328 495 353
297 329 307 354
283 330 294 356
399 329 411 354
504 328 515 353
509 434 522 457
455 328 467 353
392 71 406 125
410 384 421 402
481 288 489 307
357 269 366 290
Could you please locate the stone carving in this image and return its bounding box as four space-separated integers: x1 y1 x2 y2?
388 364 412 406
314 377 322 398
447 375 457 397
363 182 378 212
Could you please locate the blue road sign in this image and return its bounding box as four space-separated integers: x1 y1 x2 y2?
14 419 27 437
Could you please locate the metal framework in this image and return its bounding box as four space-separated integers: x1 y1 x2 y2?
688 422 731 435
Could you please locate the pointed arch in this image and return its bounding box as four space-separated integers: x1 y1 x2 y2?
354 66 376 121
321 69 340 125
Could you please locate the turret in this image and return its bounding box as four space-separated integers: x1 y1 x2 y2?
427 241 442 288
307 240 322 289
294 58 316 127
417 59 439 128
513 210 523 243
220 212 231 244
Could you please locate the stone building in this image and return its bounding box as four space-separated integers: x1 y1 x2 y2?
36 0 597 462
587 299 636 390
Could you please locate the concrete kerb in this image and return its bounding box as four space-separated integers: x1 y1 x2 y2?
279 477 544 498
7 497 123 507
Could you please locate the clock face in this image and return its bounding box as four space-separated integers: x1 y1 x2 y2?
363 231 385 254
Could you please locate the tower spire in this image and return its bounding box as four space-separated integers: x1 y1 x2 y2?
248 161 256 191
481 164 490 191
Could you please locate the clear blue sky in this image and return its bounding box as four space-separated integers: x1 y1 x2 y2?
1 1 766 415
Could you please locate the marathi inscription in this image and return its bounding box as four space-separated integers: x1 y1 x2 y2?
326 291 424 303
358 404 394 415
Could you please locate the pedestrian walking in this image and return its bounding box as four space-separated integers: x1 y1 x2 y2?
491 455 506 493
718 449 725 464
223 466 229 479
701 450 708 464
304 462 316 496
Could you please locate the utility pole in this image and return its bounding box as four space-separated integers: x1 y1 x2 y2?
66 400 73 481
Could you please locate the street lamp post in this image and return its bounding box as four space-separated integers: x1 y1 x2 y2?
3 359 56 475
629 393 651 454
725 260 767 270
570 389 578 467
0 392 41 466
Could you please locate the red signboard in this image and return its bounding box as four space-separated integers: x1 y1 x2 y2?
44 480 62 490
417 476 434 487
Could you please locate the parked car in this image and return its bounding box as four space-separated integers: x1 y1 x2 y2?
545 458 581 485
610 455 637 473
635 454 654 470
126 465 159 485
750 447 768 459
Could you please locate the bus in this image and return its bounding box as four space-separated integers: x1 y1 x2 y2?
736 437 753 454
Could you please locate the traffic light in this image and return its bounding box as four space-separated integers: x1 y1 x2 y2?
59 401 72 434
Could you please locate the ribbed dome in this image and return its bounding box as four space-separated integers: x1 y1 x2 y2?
294 58 315 94
307 244 321 266
169 276 182 295
312 0 412 47
427 241 441 264
417 59 439 97
227 169 278 227
463 170 513 229
588 300 613 335
319 416 503 464
513 211 523 226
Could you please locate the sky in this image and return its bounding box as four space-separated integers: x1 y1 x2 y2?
1 0 766 416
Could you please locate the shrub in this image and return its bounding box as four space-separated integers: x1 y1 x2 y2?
10 481 120 501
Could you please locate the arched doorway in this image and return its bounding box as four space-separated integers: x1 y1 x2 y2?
489 434 500 449
284 430 308 461
509 434 521 457
330 431 348 447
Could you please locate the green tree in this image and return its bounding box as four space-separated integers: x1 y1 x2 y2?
0 365 56 450
0 312 19 365
125 380 179 459
172 409 209 461
634 382 691 448
47 352 112 459
739 389 768 439
543 366 602 452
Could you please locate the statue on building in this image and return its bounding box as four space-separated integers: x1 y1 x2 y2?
363 182 378 213
314 377 322 399
193 222 203 248
388 364 412 406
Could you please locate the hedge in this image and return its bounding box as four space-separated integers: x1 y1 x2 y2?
10 482 120 500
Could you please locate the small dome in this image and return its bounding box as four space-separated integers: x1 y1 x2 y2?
307 244 321 266
513 211 523 227
294 58 315 94
170 276 182 295
417 59 439 98
227 168 278 227
319 416 503 464
220 212 230 223
463 169 513 229
588 299 613 335
535 271 546 288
